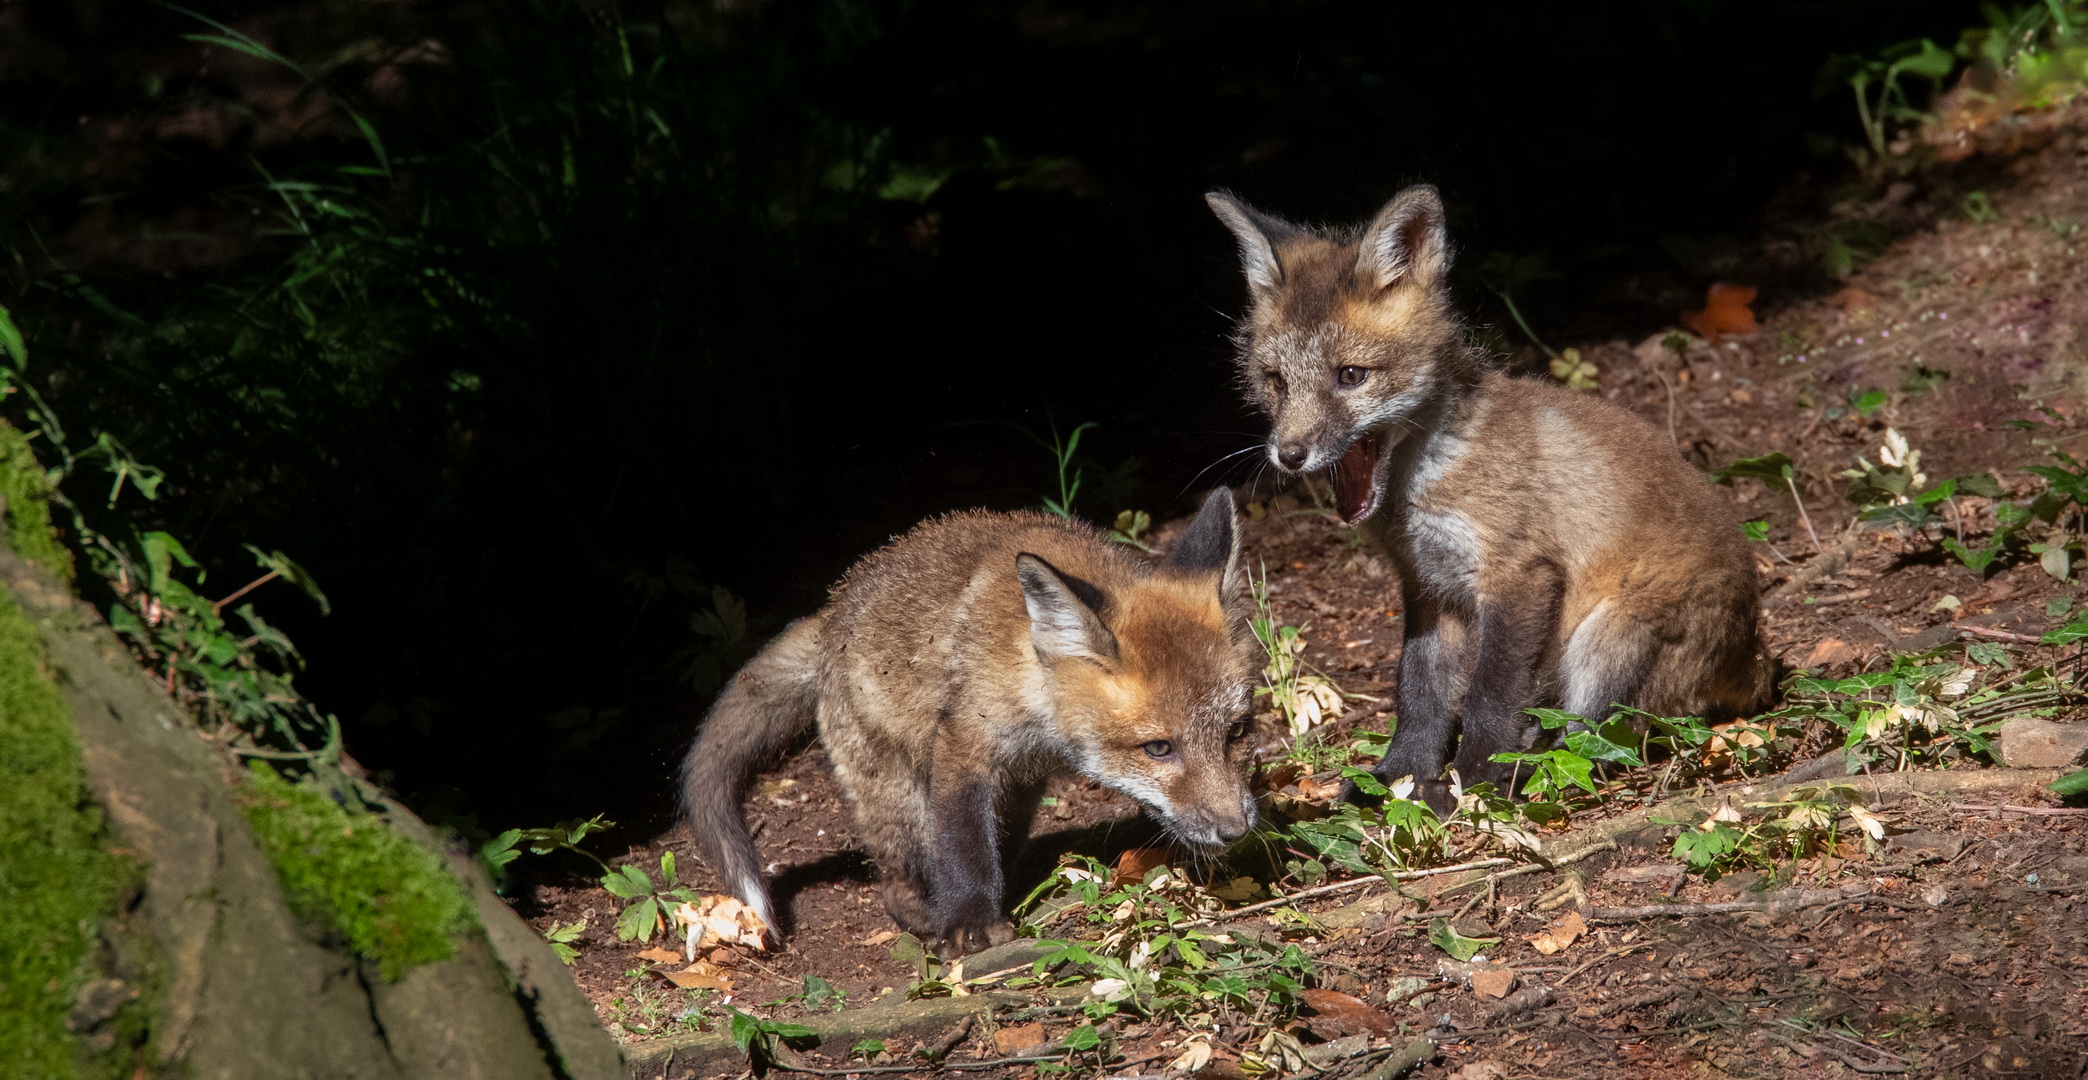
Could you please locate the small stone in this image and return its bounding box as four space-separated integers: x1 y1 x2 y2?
1995 717 2088 768
1383 975 1430 1004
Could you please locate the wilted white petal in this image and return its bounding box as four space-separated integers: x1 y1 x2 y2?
1091 977 1130 1000
1389 775 1417 801
1847 804 1888 841
1881 429 1910 467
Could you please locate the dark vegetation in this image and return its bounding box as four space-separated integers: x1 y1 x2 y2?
0 0 2004 840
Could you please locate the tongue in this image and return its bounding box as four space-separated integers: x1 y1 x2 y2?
1334 436 1380 523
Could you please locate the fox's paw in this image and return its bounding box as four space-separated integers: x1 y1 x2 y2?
936 917 1015 958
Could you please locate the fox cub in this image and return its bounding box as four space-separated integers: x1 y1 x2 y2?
682 488 1260 954
1206 185 1772 810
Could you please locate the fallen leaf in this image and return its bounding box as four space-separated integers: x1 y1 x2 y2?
661 961 733 991
1468 967 1518 1000
1294 774 1343 802
1802 638 1857 668
635 947 682 965
1528 910 1586 956
1451 1064 1510 1080
1112 847 1171 887
1298 988 1397 1039
863 929 898 947
1682 283 1758 339
1209 876 1264 901
993 1022 1046 1055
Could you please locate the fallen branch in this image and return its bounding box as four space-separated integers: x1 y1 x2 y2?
1553 943 1651 988
1949 623 2044 644
1216 858 1515 920
1361 1037 1438 1080
1481 985 1554 1025
1949 803 2088 816
1585 887 1879 923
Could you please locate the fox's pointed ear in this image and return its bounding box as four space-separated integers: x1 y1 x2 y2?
1206 192 1295 293
1016 554 1118 664
1166 487 1244 601
1355 185 1450 294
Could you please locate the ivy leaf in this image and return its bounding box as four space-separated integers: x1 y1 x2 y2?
2051 768 2088 797
1426 917 1498 961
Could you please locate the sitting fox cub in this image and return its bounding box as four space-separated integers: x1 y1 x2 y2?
1206 185 1772 809
683 489 1260 954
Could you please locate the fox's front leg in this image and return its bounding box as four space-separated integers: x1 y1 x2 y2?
923 731 1016 956
1451 560 1566 796
1365 585 1470 812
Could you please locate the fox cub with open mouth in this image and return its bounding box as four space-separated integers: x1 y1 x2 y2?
1206 185 1772 810
682 489 1261 955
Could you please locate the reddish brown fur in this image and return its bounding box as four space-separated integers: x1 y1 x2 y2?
1207 186 1771 807
682 492 1260 954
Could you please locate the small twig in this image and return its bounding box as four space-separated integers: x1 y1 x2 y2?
1949 623 2044 644
1949 804 2088 817
1807 588 1874 607
1553 943 1650 988
772 1049 1172 1076
1788 475 1825 555
211 569 280 616
1217 858 1515 920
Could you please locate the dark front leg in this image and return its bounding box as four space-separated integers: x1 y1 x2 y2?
924 735 1016 957
1451 560 1566 798
997 773 1049 902
1362 587 1471 812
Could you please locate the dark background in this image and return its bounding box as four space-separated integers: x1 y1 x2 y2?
0 0 1977 837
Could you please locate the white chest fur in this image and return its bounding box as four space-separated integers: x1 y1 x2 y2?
1383 426 1481 602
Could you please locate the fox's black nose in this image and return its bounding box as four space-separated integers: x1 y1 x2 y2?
1276 443 1310 470
1214 816 1250 843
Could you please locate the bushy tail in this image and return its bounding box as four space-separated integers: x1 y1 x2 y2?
681 614 823 935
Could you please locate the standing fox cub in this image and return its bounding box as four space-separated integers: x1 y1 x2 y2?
683 489 1261 955
1207 185 1772 809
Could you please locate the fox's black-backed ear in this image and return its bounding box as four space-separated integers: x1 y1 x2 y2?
1206 192 1296 293
1166 487 1244 602
1355 185 1450 294
1016 553 1118 664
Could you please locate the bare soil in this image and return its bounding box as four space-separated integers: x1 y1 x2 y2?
517 108 2088 1079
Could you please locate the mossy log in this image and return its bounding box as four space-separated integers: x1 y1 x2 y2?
0 547 625 1080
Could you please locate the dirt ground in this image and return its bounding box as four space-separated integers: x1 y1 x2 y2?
514 108 2088 1079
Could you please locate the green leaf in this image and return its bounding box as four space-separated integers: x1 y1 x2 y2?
1340 766 1388 796
1426 916 1498 961
1942 535 2005 574
0 303 26 371
480 829 522 872
1966 642 2011 666
601 864 653 899
1673 824 1741 870
1742 520 1771 541
851 1039 888 1059
660 850 677 888
2051 769 2088 796
728 1007 761 1052
2042 619 2088 645
1861 502 1934 528
615 897 659 942
1954 473 2004 498
1711 452 1796 486
1850 389 1888 415
1063 1023 1103 1051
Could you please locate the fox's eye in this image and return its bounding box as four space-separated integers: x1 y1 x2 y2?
1336 366 1369 388
1265 370 1286 394
1227 717 1251 742
1142 739 1174 759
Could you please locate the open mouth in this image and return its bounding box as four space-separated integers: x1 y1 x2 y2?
1332 432 1383 524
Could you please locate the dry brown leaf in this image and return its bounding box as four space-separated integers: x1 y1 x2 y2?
1828 286 1879 316
992 1022 1046 1055
1681 283 1758 339
1297 988 1397 1039
1294 774 1344 802
862 929 898 947
661 961 733 991
1112 847 1171 887
635 947 682 965
1802 638 1857 668
1468 967 1518 999
1528 910 1587 956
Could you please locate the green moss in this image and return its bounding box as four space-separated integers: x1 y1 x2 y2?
0 419 75 587
0 583 119 1078
239 762 475 980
